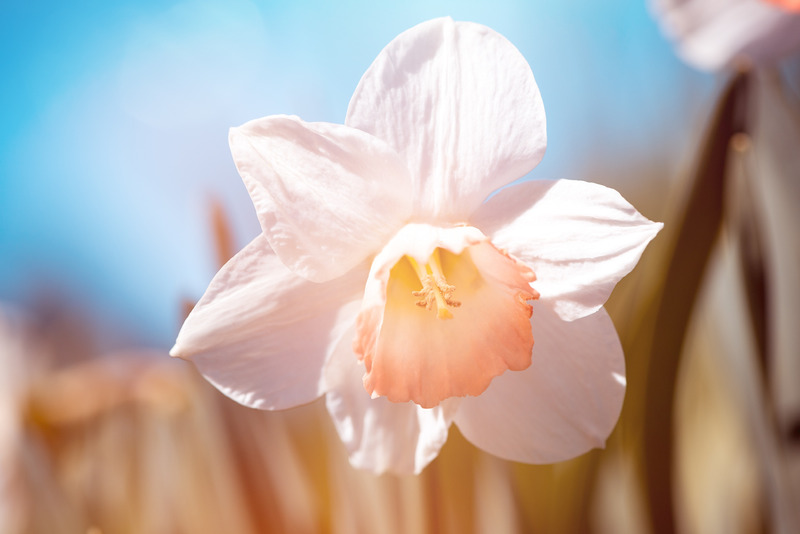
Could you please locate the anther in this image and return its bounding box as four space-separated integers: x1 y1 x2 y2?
408 253 460 320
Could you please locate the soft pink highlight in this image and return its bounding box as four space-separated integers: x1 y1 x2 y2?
762 0 800 11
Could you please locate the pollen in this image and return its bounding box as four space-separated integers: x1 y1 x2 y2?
409 251 461 320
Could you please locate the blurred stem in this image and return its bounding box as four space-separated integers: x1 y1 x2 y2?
179 199 237 323
731 132 769 378
512 452 600 533
642 72 750 534
211 198 237 269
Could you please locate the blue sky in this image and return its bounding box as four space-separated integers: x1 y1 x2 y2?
0 0 716 347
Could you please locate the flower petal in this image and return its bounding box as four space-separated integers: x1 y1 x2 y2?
229 115 413 283
346 17 546 222
170 233 367 410
472 179 662 321
454 304 625 464
324 320 459 475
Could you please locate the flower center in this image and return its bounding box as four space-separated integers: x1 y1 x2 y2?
408 250 461 320
353 234 540 408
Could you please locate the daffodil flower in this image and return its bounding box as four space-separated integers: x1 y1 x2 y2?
171 18 662 474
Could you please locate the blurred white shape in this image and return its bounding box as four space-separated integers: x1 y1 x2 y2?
674 254 763 534
116 0 269 128
592 450 650 534
651 0 800 71
474 454 520 534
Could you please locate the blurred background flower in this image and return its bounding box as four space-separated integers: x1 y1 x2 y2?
651 0 800 71
1 1 798 533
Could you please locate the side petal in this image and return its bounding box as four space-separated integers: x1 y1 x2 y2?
170 234 367 410
472 179 662 321
454 304 625 464
324 320 459 474
230 115 413 283
346 17 546 222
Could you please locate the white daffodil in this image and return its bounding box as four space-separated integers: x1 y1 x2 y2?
171 17 662 474
651 0 800 71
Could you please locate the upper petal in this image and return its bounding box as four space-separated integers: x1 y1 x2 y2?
230 115 413 283
324 320 459 475
472 179 662 321
346 17 546 222
454 305 626 464
170 234 367 410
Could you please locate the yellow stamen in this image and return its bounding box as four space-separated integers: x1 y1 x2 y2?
409 252 461 320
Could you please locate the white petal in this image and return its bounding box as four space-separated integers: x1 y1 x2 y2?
472 179 662 321
346 17 546 222
454 305 625 464
230 115 413 283
651 0 800 71
324 320 459 474
170 234 367 410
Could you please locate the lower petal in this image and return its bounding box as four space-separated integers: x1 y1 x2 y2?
453 304 625 464
171 234 367 410
324 321 459 475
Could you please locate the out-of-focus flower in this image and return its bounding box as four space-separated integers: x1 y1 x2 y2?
652 0 800 70
171 17 661 474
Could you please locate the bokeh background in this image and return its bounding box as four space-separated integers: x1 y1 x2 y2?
1 1 798 533
0 0 712 347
